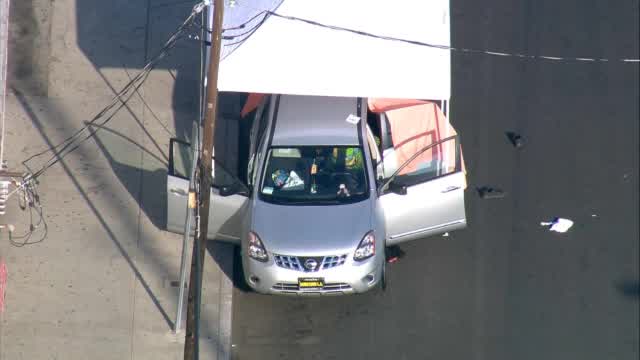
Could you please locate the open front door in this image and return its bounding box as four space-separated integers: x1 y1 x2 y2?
166 138 248 243
380 135 466 246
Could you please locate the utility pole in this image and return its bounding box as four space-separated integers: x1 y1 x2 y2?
183 0 224 359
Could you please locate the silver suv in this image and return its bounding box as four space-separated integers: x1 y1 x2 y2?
167 94 466 295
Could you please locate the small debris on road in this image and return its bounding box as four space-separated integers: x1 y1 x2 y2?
505 131 524 148
476 186 506 199
540 217 574 233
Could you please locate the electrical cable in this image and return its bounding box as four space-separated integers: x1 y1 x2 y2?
123 67 175 137
221 13 269 41
28 71 150 180
193 9 269 34
9 180 47 247
194 8 640 63
222 12 270 47
21 2 207 183
265 11 640 63
223 10 269 32
23 27 187 166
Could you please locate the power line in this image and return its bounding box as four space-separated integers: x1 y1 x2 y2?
26 77 147 180
222 12 270 47
265 11 639 63
194 9 269 34
198 6 639 63
193 10 270 48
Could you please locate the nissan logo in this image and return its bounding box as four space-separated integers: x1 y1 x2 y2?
304 259 318 271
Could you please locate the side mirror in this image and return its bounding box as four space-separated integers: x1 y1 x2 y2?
220 185 236 196
388 181 407 195
219 183 249 197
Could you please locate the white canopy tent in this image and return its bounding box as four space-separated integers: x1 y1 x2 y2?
210 0 451 101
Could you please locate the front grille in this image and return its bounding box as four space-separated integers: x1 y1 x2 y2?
273 255 303 271
321 255 347 269
274 254 348 272
272 283 299 291
322 283 352 291
272 282 352 293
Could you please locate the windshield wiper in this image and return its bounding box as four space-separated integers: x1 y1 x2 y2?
270 198 343 205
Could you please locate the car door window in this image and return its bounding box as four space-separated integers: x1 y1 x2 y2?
365 125 380 164
365 124 384 181
247 97 271 188
383 135 460 190
170 138 193 179
249 134 267 188
169 138 243 189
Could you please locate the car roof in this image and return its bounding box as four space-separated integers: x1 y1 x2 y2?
271 95 361 146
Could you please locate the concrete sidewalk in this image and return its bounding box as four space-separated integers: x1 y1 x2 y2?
1 1 232 359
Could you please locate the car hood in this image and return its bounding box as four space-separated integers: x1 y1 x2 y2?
251 198 372 256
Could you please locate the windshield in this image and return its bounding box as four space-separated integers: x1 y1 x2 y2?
260 146 369 205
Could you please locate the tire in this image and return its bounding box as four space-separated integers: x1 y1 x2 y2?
232 245 254 293
380 259 387 291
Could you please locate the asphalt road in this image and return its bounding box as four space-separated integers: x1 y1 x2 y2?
230 1 639 359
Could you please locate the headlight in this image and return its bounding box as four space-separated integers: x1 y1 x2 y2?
248 231 268 262
354 231 375 261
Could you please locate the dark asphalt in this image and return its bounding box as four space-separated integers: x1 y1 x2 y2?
230 1 639 359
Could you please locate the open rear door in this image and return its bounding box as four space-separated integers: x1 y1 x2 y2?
166 138 248 243
380 135 466 246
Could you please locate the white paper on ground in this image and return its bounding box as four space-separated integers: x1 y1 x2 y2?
540 218 574 233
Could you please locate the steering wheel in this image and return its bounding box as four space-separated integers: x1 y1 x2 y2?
330 172 356 182
331 172 360 191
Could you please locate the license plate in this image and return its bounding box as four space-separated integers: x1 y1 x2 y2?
298 277 324 289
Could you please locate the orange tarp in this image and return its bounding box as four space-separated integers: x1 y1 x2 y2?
381 100 466 184
367 98 430 113
241 93 266 117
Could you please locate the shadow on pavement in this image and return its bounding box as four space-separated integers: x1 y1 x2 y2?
8 0 51 96
207 240 238 288
12 88 175 330
85 122 169 230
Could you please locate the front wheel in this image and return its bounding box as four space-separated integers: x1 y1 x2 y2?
232 245 254 293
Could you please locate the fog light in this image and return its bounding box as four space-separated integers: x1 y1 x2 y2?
249 275 260 284
363 274 375 284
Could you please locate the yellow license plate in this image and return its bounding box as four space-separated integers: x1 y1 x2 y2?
298 278 324 289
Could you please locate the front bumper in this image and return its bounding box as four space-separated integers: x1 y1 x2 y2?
243 253 383 295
